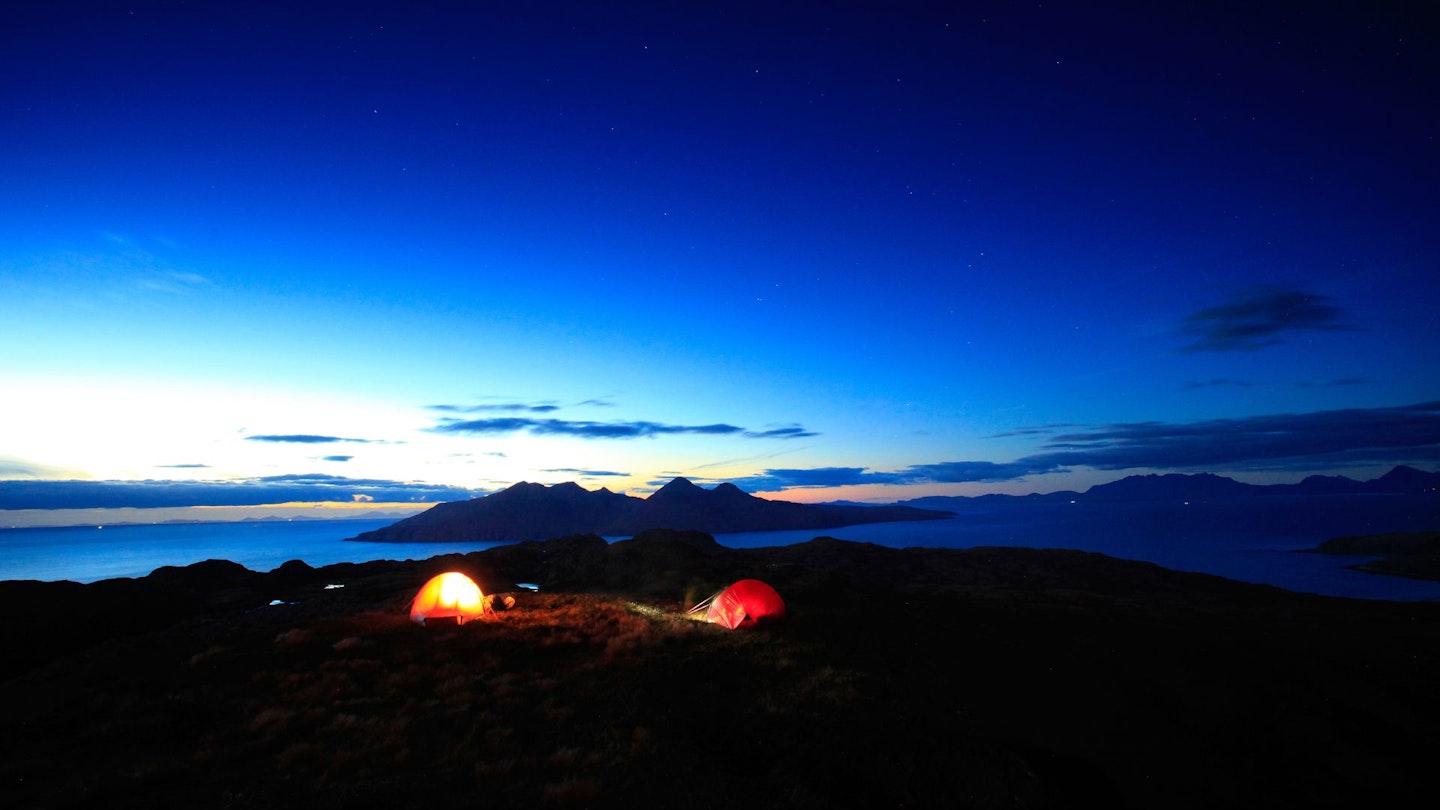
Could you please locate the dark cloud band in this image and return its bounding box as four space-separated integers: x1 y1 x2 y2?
1179 286 1353 352
732 401 1440 490
1021 400 1440 472
245 434 379 444
743 426 820 440
427 402 561 414
431 417 748 439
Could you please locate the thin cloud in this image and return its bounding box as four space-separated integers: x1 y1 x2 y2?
431 414 816 441
1181 378 1257 391
0 475 486 510
245 434 380 444
426 402 561 414
731 460 1056 491
644 476 728 489
431 417 533 433
0 456 77 479
987 424 1081 439
1295 377 1369 389
255 474 385 485
138 270 211 295
1179 286 1354 352
727 467 903 491
533 420 743 438
430 417 745 439
691 446 806 471
320 455 354 462
732 401 1440 489
743 425 820 440
156 463 211 469
541 468 629 477
762 467 884 487
898 460 1061 483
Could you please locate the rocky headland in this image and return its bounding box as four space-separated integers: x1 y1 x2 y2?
1308 529 1440 582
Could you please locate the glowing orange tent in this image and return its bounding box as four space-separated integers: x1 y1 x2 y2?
410 571 486 625
690 578 786 629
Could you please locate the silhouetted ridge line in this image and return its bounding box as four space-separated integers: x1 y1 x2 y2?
897 465 1440 510
349 477 952 543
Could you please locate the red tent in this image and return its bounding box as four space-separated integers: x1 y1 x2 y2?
691 579 786 629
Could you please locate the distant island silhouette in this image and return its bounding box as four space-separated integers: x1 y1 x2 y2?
892 464 1440 509
349 476 953 542
350 466 1439 545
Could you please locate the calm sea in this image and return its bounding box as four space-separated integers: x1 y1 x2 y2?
0 519 493 585
1 494 1437 601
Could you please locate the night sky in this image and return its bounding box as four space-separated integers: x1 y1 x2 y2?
3 1 1437 522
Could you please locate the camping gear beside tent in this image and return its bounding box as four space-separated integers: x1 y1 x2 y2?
410 571 487 625
689 579 786 629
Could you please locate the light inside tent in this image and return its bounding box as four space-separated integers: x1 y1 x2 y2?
410 571 486 625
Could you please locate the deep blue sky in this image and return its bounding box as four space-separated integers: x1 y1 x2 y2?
3 0 1437 518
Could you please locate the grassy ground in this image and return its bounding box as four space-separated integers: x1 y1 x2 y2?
3 534 1439 808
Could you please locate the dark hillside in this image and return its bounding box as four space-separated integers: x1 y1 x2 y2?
2 533 1437 809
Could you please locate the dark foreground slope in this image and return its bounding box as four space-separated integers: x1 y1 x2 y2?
3 532 1438 809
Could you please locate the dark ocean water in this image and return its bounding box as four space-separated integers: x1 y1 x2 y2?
719 494 1440 601
2 494 1438 601
0 519 491 585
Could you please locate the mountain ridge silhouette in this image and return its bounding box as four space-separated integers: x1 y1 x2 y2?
349 476 952 543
